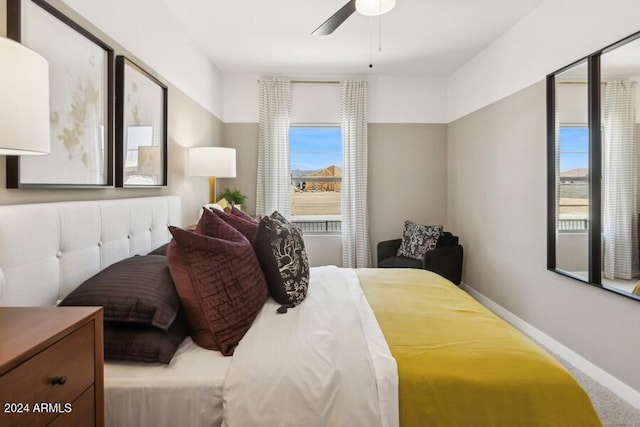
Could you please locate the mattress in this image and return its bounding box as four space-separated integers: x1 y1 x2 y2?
104 337 231 427
357 268 602 427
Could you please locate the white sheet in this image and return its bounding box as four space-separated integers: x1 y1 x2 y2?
222 265 399 427
105 337 231 427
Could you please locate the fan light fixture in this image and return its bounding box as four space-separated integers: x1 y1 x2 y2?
355 0 396 16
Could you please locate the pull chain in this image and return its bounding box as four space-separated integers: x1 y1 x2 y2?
369 18 373 68
378 0 383 52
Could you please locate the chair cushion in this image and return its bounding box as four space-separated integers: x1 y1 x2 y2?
436 231 458 248
379 256 423 269
397 221 443 260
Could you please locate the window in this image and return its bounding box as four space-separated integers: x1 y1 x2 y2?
558 125 589 231
290 126 342 233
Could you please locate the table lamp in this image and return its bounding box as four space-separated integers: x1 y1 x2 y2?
0 37 50 155
189 147 236 203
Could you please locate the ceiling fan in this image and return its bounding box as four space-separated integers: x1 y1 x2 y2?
312 0 397 36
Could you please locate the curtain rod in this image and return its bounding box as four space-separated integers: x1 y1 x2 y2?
258 79 340 84
292 80 340 84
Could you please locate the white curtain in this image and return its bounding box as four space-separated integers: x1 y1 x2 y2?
603 80 638 279
256 78 291 217
340 80 371 268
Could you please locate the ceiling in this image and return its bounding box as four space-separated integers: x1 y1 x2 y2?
161 0 544 76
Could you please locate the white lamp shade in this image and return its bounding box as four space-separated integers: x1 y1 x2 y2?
189 147 237 177
0 37 50 155
356 0 396 16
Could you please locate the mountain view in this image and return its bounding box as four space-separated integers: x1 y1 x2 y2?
291 165 341 216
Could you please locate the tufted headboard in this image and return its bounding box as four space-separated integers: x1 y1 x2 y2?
0 196 181 307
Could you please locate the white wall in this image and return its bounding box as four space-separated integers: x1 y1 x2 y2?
223 73 448 124
60 0 223 119
447 0 640 122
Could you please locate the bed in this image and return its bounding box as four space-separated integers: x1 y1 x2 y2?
0 196 602 426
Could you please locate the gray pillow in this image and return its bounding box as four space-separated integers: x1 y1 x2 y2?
253 211 309 310
397 221 443 260
60 255 179 330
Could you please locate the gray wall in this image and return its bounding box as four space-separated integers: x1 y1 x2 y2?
447 80 640 391
222 122 449 266
368 123 448 262
0 0 223 226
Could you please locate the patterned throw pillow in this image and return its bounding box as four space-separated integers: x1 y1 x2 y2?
397 221 443 260
253 211 310 311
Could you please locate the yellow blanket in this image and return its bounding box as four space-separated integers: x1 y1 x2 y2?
357 268 602 427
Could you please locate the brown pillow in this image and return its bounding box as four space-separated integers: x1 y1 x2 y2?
253 211 309 309
231 205 258 223
104 312 188 364
209 207 258 242
167 212 268 356
60 255 179 330
148 243 169 256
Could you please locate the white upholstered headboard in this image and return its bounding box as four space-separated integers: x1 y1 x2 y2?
0 196 181 307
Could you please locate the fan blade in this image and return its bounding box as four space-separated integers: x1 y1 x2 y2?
311 0 356 36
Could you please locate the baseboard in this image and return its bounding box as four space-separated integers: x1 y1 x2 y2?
461 282 640 411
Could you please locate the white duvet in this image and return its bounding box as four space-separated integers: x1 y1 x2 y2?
222 266 399 427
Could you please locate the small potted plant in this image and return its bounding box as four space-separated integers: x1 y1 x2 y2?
218 188 247 210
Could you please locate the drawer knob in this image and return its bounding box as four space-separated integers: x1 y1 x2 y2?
51 376 67 386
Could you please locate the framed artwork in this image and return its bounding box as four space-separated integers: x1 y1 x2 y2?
6 0 114 187
115 56 168 187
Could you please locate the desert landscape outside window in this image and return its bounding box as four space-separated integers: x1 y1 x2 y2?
290 126 342 233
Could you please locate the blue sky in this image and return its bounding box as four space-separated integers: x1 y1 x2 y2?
290 127 342 171
559 127 588 172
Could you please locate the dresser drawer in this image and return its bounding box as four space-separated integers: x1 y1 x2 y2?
0 322 95 426
47 385 95 427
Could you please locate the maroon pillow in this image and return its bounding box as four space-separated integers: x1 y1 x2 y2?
166 212 268 356
209 208 258 242
231 205 258 223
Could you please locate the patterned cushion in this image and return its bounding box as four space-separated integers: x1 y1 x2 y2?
60 255 179 330
254 211 309 309
210 207 258 242
166 210 268 355
397 221 443 260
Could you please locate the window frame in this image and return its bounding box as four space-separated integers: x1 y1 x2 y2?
289 123 342 235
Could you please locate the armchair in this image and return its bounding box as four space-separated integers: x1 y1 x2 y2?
377 231 463 285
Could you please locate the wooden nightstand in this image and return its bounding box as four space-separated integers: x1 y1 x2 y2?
0 307 104 427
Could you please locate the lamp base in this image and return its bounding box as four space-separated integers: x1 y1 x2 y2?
209 176 217 204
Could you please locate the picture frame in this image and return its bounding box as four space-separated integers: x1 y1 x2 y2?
6 0 114 188
115 56 168 187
